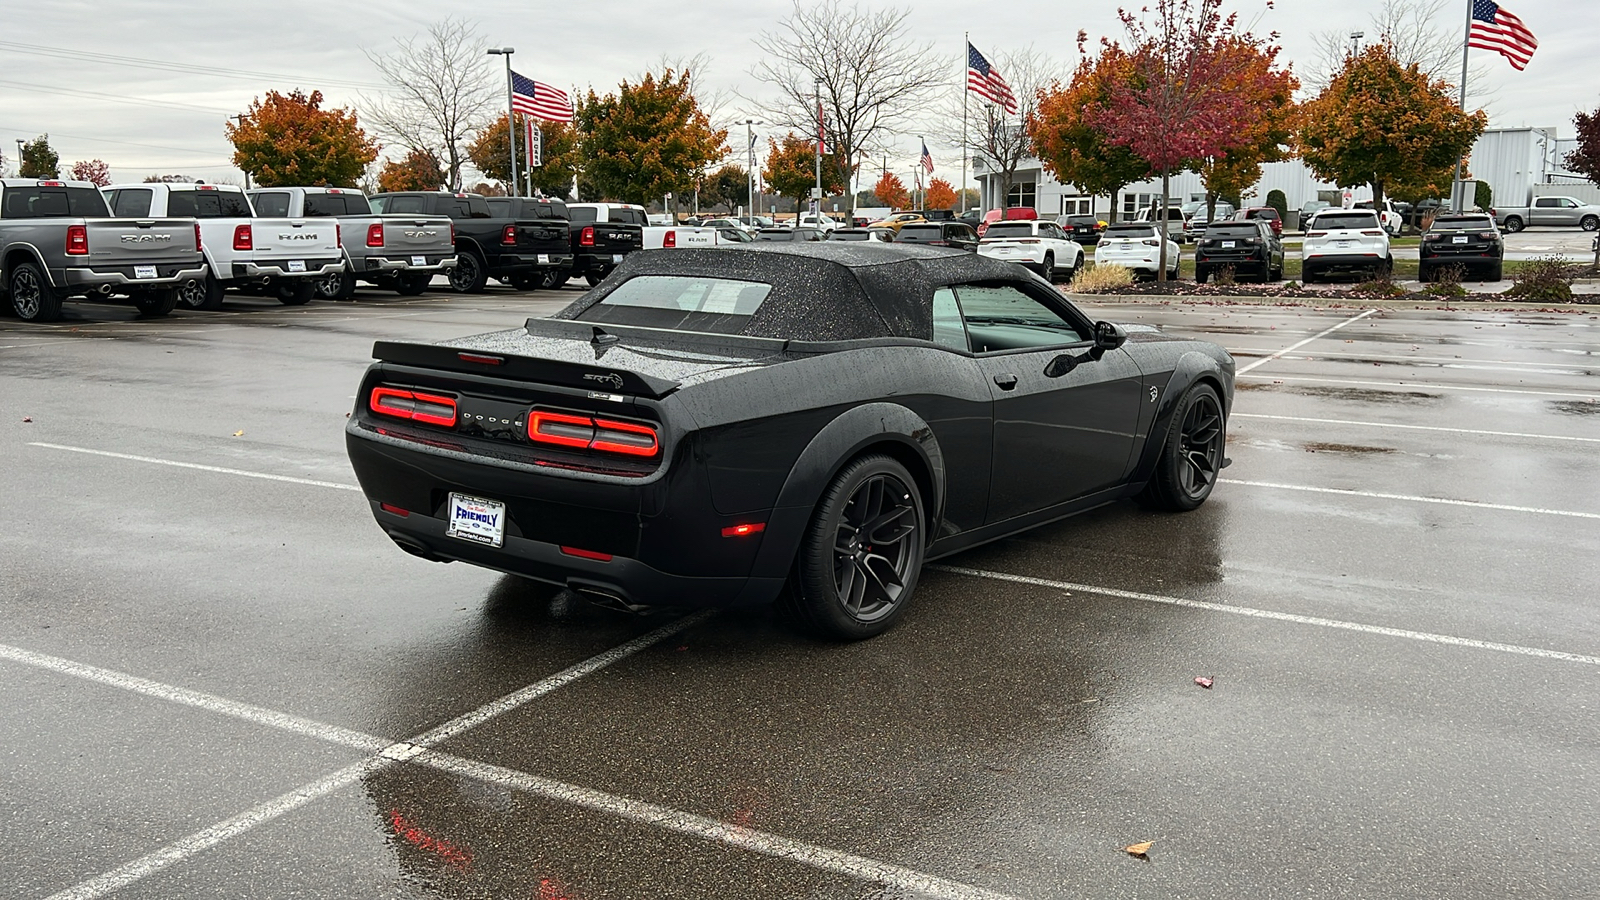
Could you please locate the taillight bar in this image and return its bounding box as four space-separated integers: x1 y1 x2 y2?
233 224 253 251
369 386 457 427
194 222 203 253
528 408 659 457
501 224 517 246
663 230 676 248
580 225 595 247
66 224 88 255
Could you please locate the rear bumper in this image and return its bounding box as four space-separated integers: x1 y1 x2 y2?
232 258 344 280
1095 250 1169 274
63 264 206 291
978 247 1046 265
358 254 459 273
1303 252 1386 269
490 252 575 272
572 250 634 273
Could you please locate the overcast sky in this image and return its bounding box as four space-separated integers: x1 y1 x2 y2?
1 0 1593 186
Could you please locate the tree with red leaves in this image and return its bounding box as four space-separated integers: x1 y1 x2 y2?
873 171 911 209
69 159 112 187
1092 0 1287 281
1567 103 1600 188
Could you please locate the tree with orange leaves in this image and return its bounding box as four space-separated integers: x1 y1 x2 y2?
873 172 910 209
579 69 727 206
227 90 379 188
924 177 957 210
1030 39 1148 223
377 149 445 192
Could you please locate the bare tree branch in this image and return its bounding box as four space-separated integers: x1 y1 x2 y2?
362 17 498 191
1304 0 1495 109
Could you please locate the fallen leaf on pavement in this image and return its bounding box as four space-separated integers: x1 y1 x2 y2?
233 430 245 437
21 416 32 423
1194 676 1213 689
1123 841 1154 856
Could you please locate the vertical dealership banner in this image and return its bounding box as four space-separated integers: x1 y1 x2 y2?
527 118 542 168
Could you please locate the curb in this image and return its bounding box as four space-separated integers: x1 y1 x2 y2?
1064 292 1600 313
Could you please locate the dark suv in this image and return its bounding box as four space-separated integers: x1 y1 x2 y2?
1419 214 1503 282
1195 220 1283 282
1058 214 1104 244
895 221 979 250
1233 206 1283 237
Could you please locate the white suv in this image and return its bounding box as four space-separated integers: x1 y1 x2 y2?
1095 222 1181 280
977 220 1084 282
1301 210 1392 283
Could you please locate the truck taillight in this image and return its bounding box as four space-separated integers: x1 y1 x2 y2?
580 226 595 247
195 222 203 252
335 226 342 248
369 387 457 427
663 230 676 248
367 223 384 247
233 224 253 251
502 224 517 246
527 409 659 457
66 224 88 255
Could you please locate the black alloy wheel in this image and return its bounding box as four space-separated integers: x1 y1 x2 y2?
1040 254 1055 283
8 261 64 322
584 270 608 287
541 269 570 290
448 252 488 293
180 273 225 310
316 268 356 301
1142 383 1226 512
133 289 179 318
786 454 925 640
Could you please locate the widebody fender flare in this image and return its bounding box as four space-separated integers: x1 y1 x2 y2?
1129 351 1234 486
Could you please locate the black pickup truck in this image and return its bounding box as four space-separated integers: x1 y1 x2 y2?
563 202 647 287
483 197 577 289
369 192 570 293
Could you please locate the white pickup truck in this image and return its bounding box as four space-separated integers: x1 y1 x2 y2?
248 187 457 298
104 182 340 308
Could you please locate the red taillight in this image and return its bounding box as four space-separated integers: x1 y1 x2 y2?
450 222 455 244
37 180 65 187
194 222 203 253
663 230 676 248
1424 234 1443 242
721 523 766 538
198 184 217 191
560 546 613 561
233 224 252 251
1141 238 1160 246
1306 231 1327 237
368 386 457 427
580 226 595 247
66 224 88 255
527 409 659 457
379 503 410 517
1479 231 1497 240
336 226 342 248
501 224 517 246
1361 230 1383 236
457 352 503 365
367 223 385 247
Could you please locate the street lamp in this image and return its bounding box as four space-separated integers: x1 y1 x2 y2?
230 115 252 189
15 139 24 177
813 78 824 223
487 47 517 196
1349 31 1364 56
742 118 761 221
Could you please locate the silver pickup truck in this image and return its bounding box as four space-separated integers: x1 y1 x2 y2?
1 178 205 321
247 187 456 299
1492 196 1600 233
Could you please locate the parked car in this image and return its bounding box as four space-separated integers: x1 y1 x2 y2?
1095 222 1180 281
736 215 776 229
1180 200 1236 221
977 220 1084 282
561 203 649 286
1194 220 1283 283
700 217 754 234
796 213 841 233
482 197 578 289
915 209 956 222
104 181 339 309
1491 196 1600 233
1 177 204 321
1301 209 1391 282
1133 204 1186 243
1298 200 1332 230
894 222 979 251
372 192 570 294
343 243 1235 639
1057 214 1104 245
1232 206 1283 238
755 227 828 242
248 187 457 298
873 212 926 233
864 225 898 242
716 227 755 243
830 228 893 242
1419 213 1504 282
1353 199 1405 236
977 207 1038 237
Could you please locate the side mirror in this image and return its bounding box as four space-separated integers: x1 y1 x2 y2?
1092 321 1127 358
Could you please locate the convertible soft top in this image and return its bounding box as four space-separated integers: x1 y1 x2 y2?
553 243 1036 342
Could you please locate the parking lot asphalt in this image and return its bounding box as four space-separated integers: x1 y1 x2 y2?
3 284 1598 899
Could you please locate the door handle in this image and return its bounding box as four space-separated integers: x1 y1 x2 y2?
993 373 1018 391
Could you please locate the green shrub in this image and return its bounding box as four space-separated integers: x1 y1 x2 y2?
1266 189 1288 220
1503 255 1576 302
1474 181 1492 212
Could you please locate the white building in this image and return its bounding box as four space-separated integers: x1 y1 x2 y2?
973 126 1594 221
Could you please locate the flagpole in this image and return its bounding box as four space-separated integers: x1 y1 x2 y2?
1451 0 1472 211
961 32 969 217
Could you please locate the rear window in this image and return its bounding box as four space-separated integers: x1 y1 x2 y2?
1104 225 1157 238
1430 216 1494 231
568 207 598 223
612 207 647 226
110 188 153 217
897 224 944 241
1311 212 1380 230
1064 216 1097 225
166 190 252 218
831 230 874 241
985 223 1035 238
1203 223 1261 237
372 195 427 214
251 192 290 217
304 193 371 216
2 186 110 218
575 275 773 334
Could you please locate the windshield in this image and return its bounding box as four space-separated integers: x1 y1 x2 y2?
575 275 772 334
984 223 1035 238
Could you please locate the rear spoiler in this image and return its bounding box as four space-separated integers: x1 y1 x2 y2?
371 337 683 399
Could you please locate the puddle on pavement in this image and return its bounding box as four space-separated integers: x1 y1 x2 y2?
1236 383 1443 404
1548 399 1600 416
1302 442 1397 454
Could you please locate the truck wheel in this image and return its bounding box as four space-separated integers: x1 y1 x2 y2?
1582 215 1599 232
133 289 179 318
1039 254 1055 283
275 279 314 306
1195 268 1209 284
1503 216 1524 233
393 272 432 296
585 271 608 287
181 274 225 310
315 269 356 301
447 252 488 293
541 270 570 290
8 261 65 322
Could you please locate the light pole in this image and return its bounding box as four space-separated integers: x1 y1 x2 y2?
1349 31 1364 57
742 119 761 222
813 78 824 223
487 47 517 196
15 139 25 177
229 115 253 188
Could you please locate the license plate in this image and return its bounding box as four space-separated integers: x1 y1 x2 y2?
537 254 550 265
612 254 624 263
288 260 306 273
1221 240 1235 249
1335 240 1352 248
1453 235 1468 244
134 265 157 279
411 255 427 266
445 493 506 548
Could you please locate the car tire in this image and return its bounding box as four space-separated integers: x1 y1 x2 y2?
1503 216 1524 234
585 271 608 287
1419 264 1433 283
133 289 179 318
448 252 488 293
1195 268 1209 284
783 454 925 641
275 279 314 306
541 269 570 290
1582 215 1598 232
509 272 539 291
1040 254 1055 283
1302 264 1318 284
181 273 226 310
1140 382 1226 512
1488 263 1504 282
393 272 432 296
315 269 356 301
7 261 65 322
1269 262 1283 282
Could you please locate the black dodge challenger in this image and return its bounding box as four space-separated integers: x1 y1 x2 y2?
346 244 1233 639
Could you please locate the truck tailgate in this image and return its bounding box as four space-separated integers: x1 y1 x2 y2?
380 217 455 255
252 218 340 257
85 218 200 266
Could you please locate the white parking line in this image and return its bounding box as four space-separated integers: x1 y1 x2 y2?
1239 373 1600 400
1235 309 1377 374
1221 479 1600 519
1231 412 1600 444
929 566 1600 667
29 443 362 492
6 630 1021 900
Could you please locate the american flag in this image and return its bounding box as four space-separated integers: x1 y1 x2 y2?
511 71 574 122
920 140 934 175
1469 0 1537 71
967 42 1017 114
